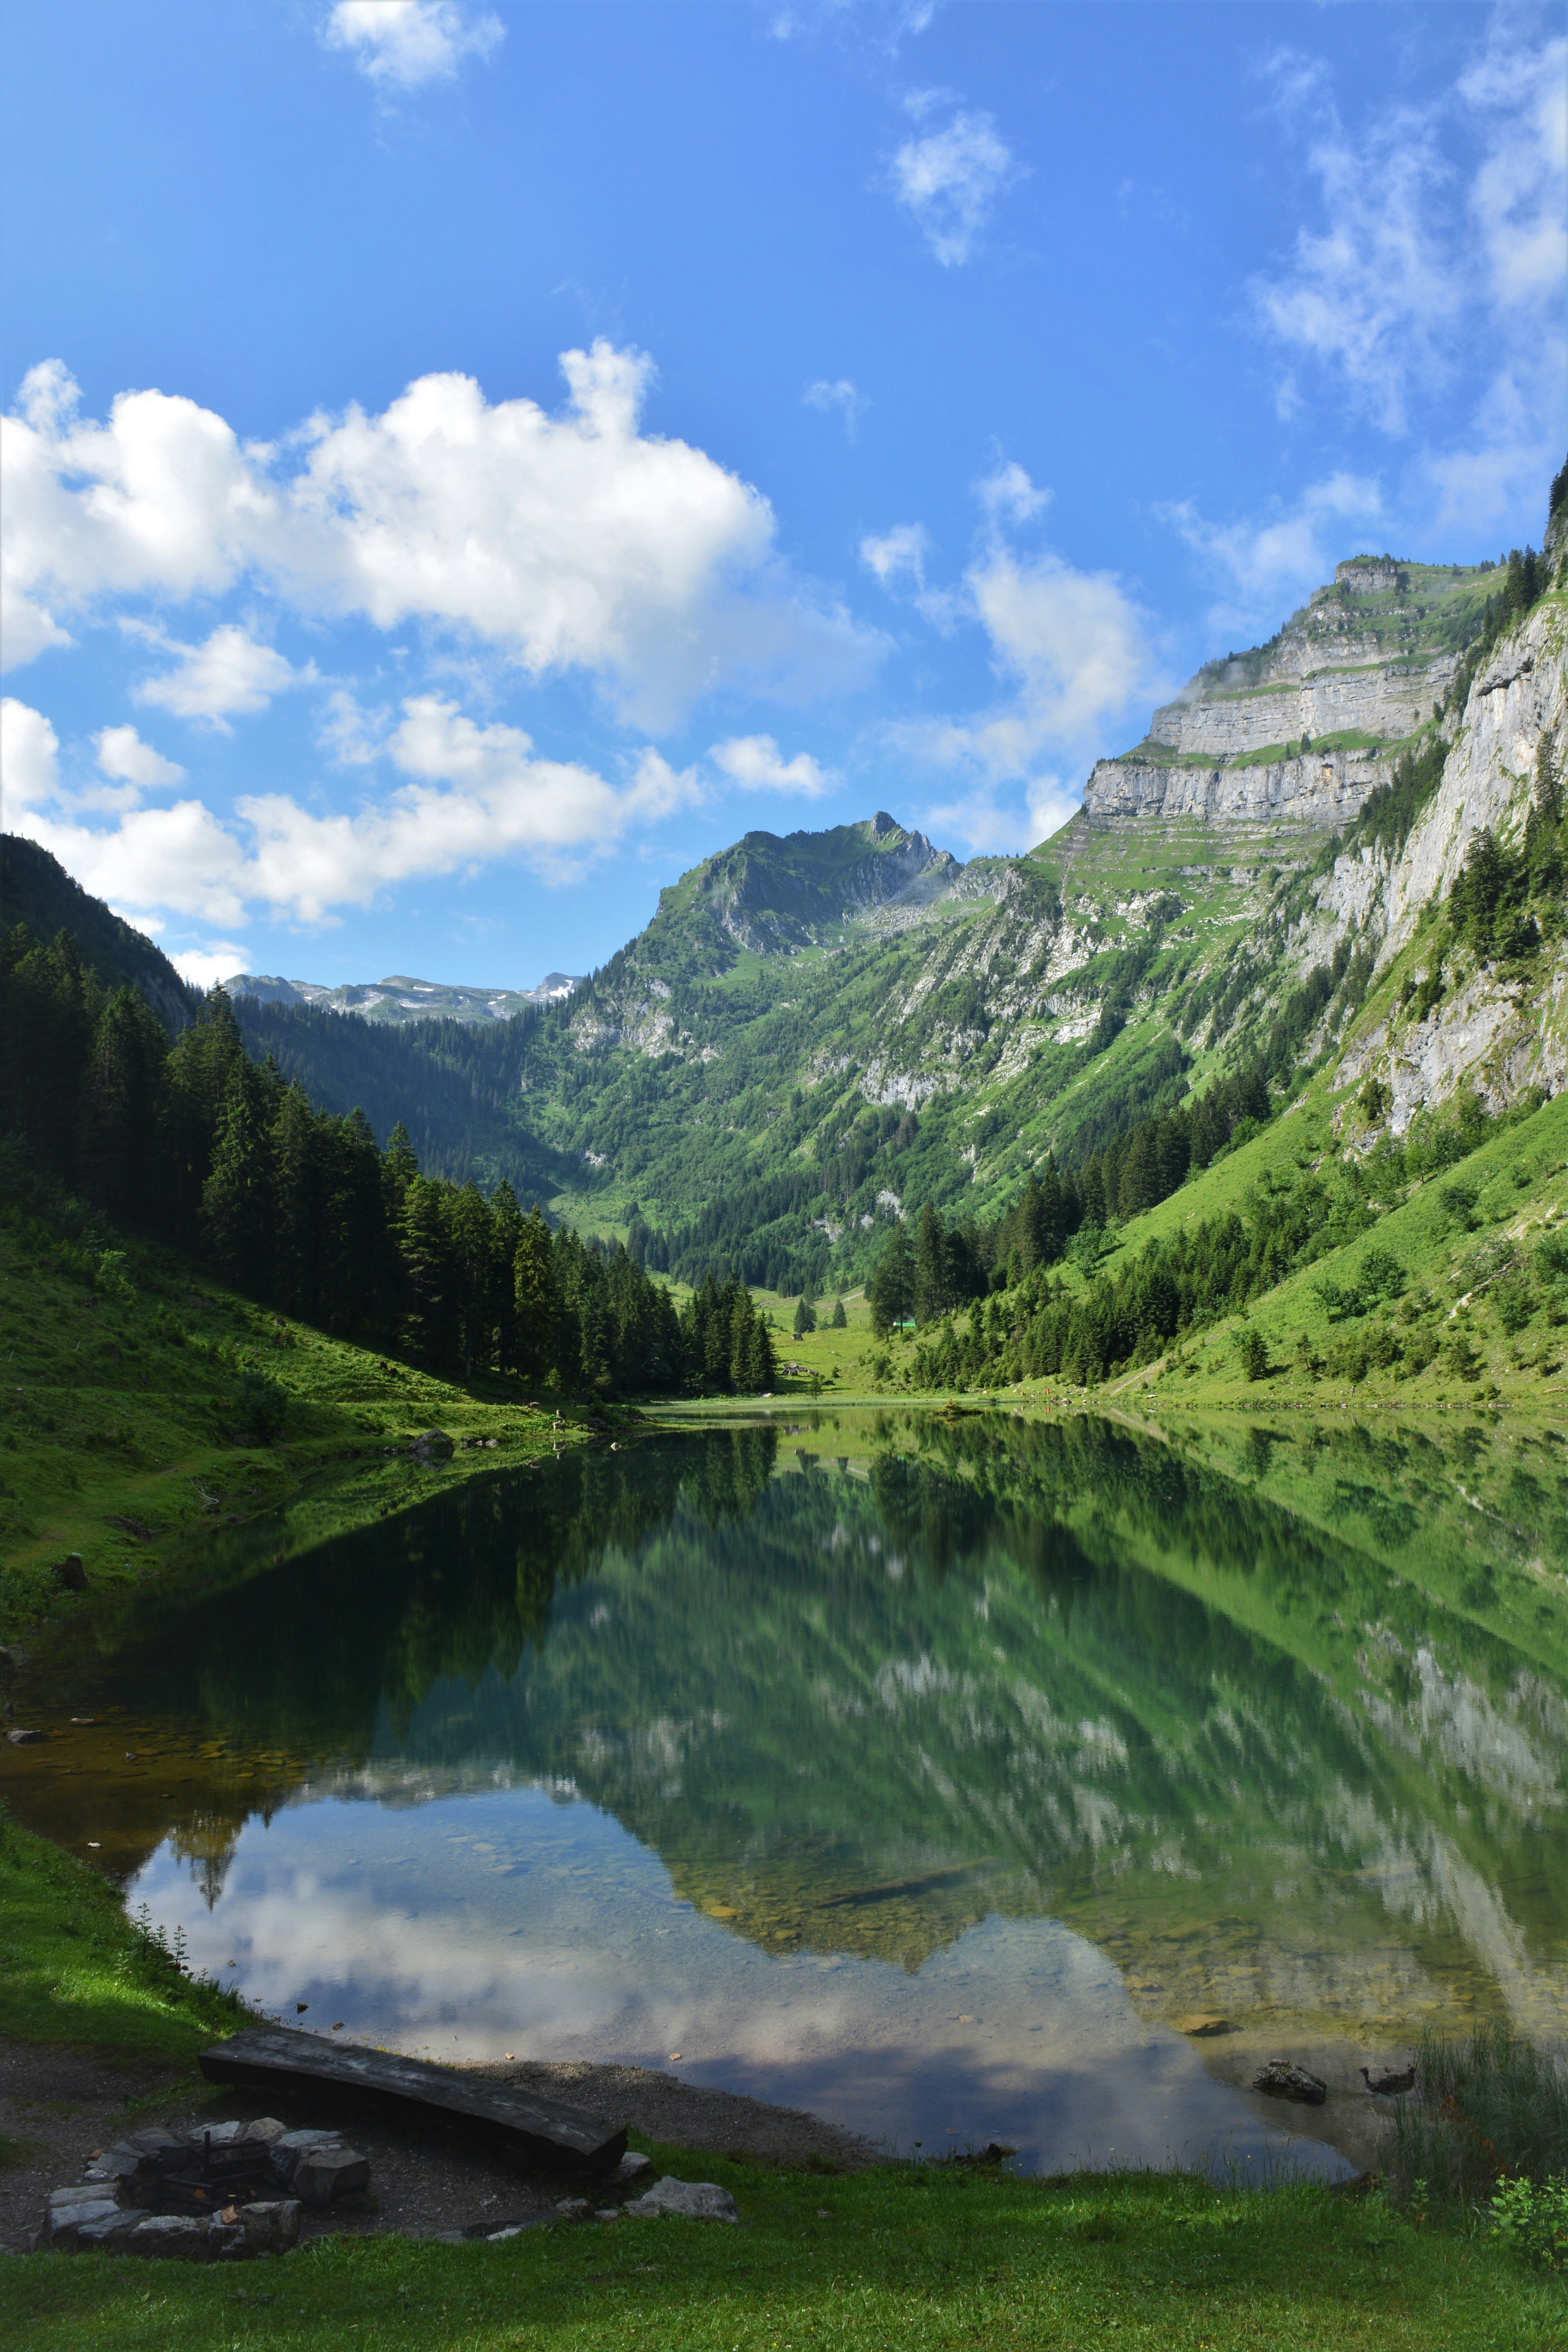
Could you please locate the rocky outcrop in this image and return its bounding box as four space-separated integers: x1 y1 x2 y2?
1084 744 1384 829
1094 558 1486 793
1296 595 1568 1128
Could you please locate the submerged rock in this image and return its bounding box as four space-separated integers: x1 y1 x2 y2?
1252 2060 1328 2105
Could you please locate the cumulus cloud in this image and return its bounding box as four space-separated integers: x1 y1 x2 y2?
172 942 250 990
1250 21 1566 467
709 735 835 796
802 378 867 439
132 623 316 730
321 0 503 92
889 102 1020 265
2 344 882 730
875 478 1160 852
1157 471 1386 642
2 690 709 928
94 722 185 789
1 695 61 820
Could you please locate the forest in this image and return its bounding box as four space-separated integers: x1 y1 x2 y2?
0 932 774 1401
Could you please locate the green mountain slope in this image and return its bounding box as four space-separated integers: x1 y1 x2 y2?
0 836 196 1031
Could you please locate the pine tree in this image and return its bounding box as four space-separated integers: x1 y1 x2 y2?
271 1082 324 1321
869 1220 915 1337
399 1176 457 1368
450 1181 498 1378
488 1180 524 1372
830 1297 847 1328
792 1294 816 1338
200 1064 276 1296
914 1201 949 1322
76 985 167 1222
513 1208 559 1384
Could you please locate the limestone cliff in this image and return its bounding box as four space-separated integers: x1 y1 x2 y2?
1084 557 1494 829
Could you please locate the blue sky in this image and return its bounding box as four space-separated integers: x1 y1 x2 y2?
2 1 1563 991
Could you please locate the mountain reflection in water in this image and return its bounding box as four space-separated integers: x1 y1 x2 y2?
5 1409 1565 2174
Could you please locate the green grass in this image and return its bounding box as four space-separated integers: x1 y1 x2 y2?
0 1802 247 2063
2 2155 1562 2349
0 1181 602 1642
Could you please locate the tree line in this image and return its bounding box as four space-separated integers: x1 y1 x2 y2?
865 1066 1274 1335
0 936 774 1398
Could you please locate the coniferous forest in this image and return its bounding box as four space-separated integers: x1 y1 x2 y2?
0 929 774 1399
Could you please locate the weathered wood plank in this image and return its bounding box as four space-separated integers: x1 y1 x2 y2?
199 2029 626 2173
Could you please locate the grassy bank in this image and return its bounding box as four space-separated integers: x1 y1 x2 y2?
3 2136 1562 2348
0 1171 615 1643
2 1802 1564 2346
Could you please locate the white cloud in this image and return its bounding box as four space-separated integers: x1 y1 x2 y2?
1 695 61 819
321 0 503 92
172 942 249 991
709 735 835 796
889 104 1020 266
883 479 1160 853
975 458 1050 527
3 344 882 730
4 690 708 929
133 622 315 730
1250 25 1566 444
803 379 867 439
94 722 185 789
859 522 929 588
1157 471 1386 642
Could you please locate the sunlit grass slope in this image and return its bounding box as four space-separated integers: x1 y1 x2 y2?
0 1169 601 1642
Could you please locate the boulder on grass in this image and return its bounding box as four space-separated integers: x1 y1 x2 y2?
624 2177 739 2223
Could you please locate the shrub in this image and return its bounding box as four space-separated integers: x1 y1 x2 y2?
1490 2174 1568 2272
237 1368 288 1441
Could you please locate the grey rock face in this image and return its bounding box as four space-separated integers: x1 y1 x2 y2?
1084 746 1383 830
624 2176 739 2223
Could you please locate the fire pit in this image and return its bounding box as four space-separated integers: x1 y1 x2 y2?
35 2118 371 2260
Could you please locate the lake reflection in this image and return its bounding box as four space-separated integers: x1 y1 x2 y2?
6 1410 1566 2175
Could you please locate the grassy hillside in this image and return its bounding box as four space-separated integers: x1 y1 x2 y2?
0 1156 609 1643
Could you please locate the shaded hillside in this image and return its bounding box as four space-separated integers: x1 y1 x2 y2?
0 835 196 1031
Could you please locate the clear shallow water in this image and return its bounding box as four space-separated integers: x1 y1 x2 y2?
6 1410 1566 2176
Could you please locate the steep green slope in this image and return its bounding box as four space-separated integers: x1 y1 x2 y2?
0 837 196 1031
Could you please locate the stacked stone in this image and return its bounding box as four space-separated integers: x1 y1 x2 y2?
35 2116 371 2259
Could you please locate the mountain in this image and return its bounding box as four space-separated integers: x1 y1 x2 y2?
0 835 196 1032
7 475 1562 1307
225 968 584 1025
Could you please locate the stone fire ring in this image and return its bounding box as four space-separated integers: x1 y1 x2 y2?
35 2118 367 2260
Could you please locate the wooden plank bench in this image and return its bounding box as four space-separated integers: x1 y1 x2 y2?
200 2029 628 2175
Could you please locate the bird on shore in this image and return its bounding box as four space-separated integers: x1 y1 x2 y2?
1361 2065 1416 2095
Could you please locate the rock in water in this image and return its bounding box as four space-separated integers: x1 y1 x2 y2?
1252 2060 1328 2105
1360 2065 1416 2096
624 2177 739 2223
412 1428 454 1458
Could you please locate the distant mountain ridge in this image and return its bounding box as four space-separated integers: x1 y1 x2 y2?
225 968 584 1024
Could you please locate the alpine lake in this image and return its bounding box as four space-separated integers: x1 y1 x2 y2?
5 1405 1566 2182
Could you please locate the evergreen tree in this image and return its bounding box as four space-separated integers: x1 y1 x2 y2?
915 1201 949 1322
792 1294 816 1338
76 985 167 1223
513 1208 559 1384
271 1082 324 1321
200 1063 276 1296
830 1296 847 1327
869 1220 915 1337
450 1181 498 1378
399 1176 457 1368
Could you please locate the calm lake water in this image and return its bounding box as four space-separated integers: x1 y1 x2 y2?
5 1409 1566 2177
